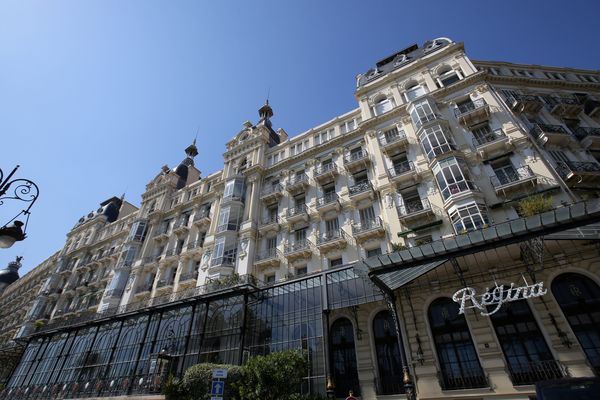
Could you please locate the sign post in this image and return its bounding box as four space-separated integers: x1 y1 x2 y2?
210 368 228 400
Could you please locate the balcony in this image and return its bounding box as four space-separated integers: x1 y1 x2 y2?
286 173 310 194
574 127 600 150
215 222 239 234
142 255 161 265
209 256 236 269
186 239 203 252
179 271 197 283
530 124 573 146
316 193 341 214
507 359 567 386
164 248 179 259
314 163 339 184
454 98 490 127
473 129 511 158
260 183 284 204
378 130 408 154
254 248 281 269
490 166 537 197
193 209 211 229
259 215 280 235
284 239 313 261
344 149 370 172
134 284 153 295
556 161 600 187
352 217 385 243
504 93 543 114
153 228 170 242
155 280 173 290
438 368 488 390
387 161 418 186
397 198 435 226
104 288 124 299
287 204 309 224
544 96 583 118
348 181 375 203
583 96 600 118
173 219 189 235
316 229 348 252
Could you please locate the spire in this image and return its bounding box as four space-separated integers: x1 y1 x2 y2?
258 100 274 124
185 138 198 159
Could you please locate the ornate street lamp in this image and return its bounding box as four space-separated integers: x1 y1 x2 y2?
0 165 39 248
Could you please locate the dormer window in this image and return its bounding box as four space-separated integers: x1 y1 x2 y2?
373 96 394 116
436 66 462 88
404 82 427 102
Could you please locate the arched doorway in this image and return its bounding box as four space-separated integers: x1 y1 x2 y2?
552 273 600 375
428 297 486 390
372 310 404 394
330 318 360 397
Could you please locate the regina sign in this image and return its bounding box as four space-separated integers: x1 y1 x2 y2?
452 277 547 316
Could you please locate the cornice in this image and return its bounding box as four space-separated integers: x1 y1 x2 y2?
483 73 600 93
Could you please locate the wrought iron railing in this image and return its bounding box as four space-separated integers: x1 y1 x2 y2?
437 368 488 390
179 271 196 282
287 204 308 218
374 376 405 395
193 209 210 221
261 183 283 197
287 173 309 187
215 222 239 233
153 227 170 237
344 149 369 164
210 255 236 268
349 181 373 196
379 130 406 147
574 126 600 140
284 239 311 254
316 192 339 207
473 129 506 147
556 161 600 179
352 217 383 234
507 359 568 386
260 215 279 226
156 280 173 289
397 198 431 217
317 229 347 244
543 95 581 108
314 163 337 177
531 123 570 138
255 247 280 262
173 219 189 230
454 98 487 118
388 161 414 178
490 165 535 187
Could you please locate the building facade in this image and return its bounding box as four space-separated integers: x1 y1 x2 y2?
3 37 600 399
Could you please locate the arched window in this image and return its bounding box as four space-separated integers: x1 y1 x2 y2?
373 310 405 395
552 273 600 375
488 299 564 385
437 66 462 87
330 318 360 397
428 298 486 390
373 97 393 116
404 82 427 102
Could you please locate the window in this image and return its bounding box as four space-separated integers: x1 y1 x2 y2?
264 274 276 283
330 258 343 268
373 97 394 116
471 124 495 146
295 266 307 276
545 71 565 80
489 299 562 385
267 151 285 167
266 237 277 250
419 125 455 161
437 68 461 87
548 150 570 165
404 83 427 102
290 140 310 156
490 158 520 185
314 128 334 145
552 273 600 374
340 117 361 134
352 169 368 185
449 202 489 233
397 188 424 216
373 310 405 395
366 247 382 258
223 178 245 201
410 99 438 128
330 318 360 397
325 217 340 234
294 228 307 243
359 206 376 224
433 157 475 200
428 298 486 390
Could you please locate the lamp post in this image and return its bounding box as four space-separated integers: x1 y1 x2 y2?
0 165 39 248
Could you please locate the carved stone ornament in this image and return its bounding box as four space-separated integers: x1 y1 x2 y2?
200 251 211 271
126 273 136 290
385 192 394 209
239 239 249 260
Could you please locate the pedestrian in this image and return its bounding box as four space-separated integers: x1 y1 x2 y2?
345 390 358 400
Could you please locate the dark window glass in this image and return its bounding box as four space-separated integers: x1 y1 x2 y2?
373 311 405 395
330 318 360 397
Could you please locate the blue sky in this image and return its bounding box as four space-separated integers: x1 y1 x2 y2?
1 0 599 275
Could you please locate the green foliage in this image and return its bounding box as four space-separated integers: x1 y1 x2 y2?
518 195 554 217
182 363 244 400
162 374 188 400
285 394 328 400
33 320 45 330
208 273 241 290
240 350 308 400
391 242 407 252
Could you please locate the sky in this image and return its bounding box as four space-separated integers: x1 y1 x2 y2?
1 0 599 275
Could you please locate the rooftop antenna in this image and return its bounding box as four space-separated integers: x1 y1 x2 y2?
266 87 270 104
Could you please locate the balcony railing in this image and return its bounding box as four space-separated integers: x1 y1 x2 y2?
344 149 369 164
378 130 406 147
574 126 600 140
287 173 309 187
255 247 280 262
215 222 239 233
153 228 170 238
187 239 203 250
287 204 308 218
260 215 279 226
473 129 506 147
314 163 337 177
317 229 347 244
352 217 383 235
210 256 236 268
507 359 567 386
490 166 535 187
194 209 210 221
156 280 173 289
179 271 196 282
261 183 283 197
438 368 488 390
388 161 414 178
173 219 189 230
349 181 373 196
556 161 600 179
398 198 431 217
134 285 152 295
454 98 487 118
284 239 311 254
316 192 339 208
531 123 570 138
165 249 179 258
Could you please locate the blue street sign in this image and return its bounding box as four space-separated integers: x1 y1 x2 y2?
211 380 225 396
